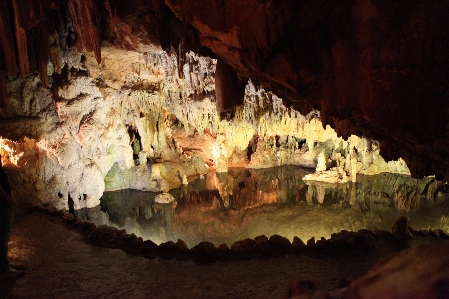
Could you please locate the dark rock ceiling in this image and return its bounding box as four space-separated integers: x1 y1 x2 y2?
0 0 448 180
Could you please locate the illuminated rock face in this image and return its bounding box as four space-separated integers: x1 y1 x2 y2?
0 45 217 209
0 38 411 209
0 0 448 184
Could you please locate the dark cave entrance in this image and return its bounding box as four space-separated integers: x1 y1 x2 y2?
247 134 259 161
127 125 142 163
67 193 74 215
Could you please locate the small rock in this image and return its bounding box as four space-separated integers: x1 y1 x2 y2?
191 241 218 264
269 234 292 255
217 243 232 261
73 221 96 236
86 225 121 248
254 235 270 258
292 236 306 253
231 238 255 259
306 237 315 246
158 241 177 260
155 192 176 203
139 239 158 259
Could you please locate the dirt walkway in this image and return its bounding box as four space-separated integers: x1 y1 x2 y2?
1 213 403 299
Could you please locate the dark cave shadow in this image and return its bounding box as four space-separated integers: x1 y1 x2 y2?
0 277 19 299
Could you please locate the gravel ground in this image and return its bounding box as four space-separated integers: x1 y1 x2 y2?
1 213 403 299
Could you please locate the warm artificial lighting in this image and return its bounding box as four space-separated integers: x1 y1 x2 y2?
0 137 23 167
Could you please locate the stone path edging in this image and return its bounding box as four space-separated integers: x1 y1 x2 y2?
31 205 449 264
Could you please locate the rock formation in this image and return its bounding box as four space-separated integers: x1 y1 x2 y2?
0 0 447 210
284 240 449 299
164 0 449 180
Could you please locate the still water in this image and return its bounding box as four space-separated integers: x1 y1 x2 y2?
77 166 449 248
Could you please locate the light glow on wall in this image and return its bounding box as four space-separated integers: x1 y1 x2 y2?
0 137 23 167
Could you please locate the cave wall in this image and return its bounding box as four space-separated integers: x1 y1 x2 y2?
1 0 445 210
164 0 449 180
1 0 448 180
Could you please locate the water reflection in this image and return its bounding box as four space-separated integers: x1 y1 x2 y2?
79 166 449 247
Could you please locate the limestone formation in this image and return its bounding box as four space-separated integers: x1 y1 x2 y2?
1 0 447 212
0 36 411 210
154 192 176 204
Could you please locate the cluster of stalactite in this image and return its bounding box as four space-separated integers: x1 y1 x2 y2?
0 0 103 108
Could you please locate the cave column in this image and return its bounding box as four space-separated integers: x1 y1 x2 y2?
350 148 358 182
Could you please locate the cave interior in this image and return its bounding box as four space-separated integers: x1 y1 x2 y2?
1 0 449 298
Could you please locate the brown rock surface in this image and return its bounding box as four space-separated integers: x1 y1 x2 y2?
164 0 449 180
285 241 449 299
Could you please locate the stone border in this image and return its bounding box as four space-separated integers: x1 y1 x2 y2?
30 205 449 264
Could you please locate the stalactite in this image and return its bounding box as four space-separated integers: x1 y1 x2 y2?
68 0 102 64
12 0 30 78
35 20 51 87
0 1 18 75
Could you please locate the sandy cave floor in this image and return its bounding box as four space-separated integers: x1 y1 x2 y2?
1 212 410 299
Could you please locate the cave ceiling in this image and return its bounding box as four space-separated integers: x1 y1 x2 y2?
0 0 448 180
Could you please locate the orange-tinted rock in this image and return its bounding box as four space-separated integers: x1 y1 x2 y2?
11 0 29 78
0 1 18 75
285 241 449 299
68 0 102 64
2 0 449 182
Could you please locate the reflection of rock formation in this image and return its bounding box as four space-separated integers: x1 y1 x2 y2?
96 168 449 247
100 189 177 245
305 173 449 211
74 206 109 226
